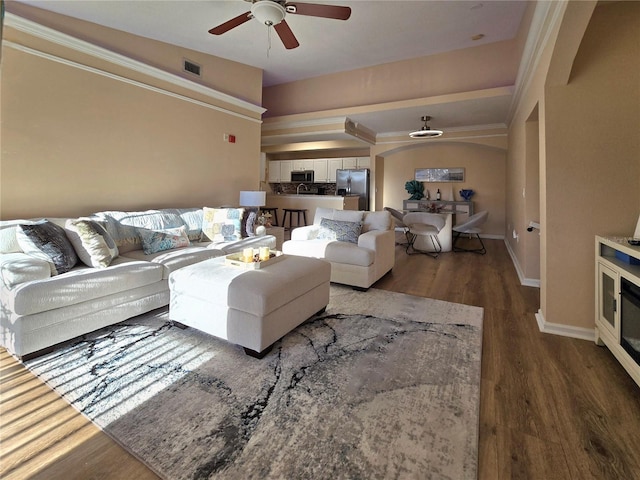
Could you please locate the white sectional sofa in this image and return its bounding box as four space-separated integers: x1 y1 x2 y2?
282 207 395 290
0 207 275 359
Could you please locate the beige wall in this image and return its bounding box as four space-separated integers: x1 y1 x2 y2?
263 40 520 117
378 142 506 236
544 1 640 330
1 10 264 219
6 3 263 105
507 1 640 332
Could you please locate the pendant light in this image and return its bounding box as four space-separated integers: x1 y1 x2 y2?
409 115 443 138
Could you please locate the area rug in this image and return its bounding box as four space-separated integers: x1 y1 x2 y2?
25 286 483 480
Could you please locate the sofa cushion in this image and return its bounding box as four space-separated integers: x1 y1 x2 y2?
0 253 51 288
6 256 163 316
207 234 277 255
16 220 78 275
93 210 187 253
121 244 222 279
317 218 362 244
138 226 190 255
201 207 245 242
283 239 374 267
362 210 392 233
324 241 374 266
1 220 38 254
65 219 119 268
175 208 204 241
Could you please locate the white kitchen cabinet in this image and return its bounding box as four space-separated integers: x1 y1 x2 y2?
267 160 281 182
268 160 294 183
342 157 370 169
356 156 371 168
313 159 329 182
328 158 343 182
342 158 357 169
280 160 293 183
292 159 313 171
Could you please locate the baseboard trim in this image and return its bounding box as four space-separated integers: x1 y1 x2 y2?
535 309 595 342
504 239 541 288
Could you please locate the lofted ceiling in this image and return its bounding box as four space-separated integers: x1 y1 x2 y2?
13 0 531 144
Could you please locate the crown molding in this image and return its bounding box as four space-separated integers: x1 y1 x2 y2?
262 116 348 131
5 13 266 118
507 1 568 123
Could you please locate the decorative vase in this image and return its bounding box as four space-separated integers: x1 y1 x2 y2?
459 189 475 201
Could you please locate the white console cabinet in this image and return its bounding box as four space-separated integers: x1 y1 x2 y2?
595 236 640 387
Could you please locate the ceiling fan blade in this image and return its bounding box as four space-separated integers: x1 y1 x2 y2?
208 12 252 35
285 2 351 20
274 20 300 49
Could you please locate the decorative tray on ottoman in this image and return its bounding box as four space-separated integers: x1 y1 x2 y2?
225 250 285 270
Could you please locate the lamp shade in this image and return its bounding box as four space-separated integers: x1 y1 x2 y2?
239 191 266 207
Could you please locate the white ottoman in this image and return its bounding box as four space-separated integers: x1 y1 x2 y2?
169 255 331 357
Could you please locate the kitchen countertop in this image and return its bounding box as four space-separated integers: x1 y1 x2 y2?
268 194 359 198
265 194 361 215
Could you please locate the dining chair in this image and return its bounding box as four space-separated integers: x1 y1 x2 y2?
452 210 489 254
402 212 446 258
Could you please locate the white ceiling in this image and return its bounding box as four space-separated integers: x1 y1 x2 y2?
14 0 530 141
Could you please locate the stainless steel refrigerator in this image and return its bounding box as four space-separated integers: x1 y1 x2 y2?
336 168 370 210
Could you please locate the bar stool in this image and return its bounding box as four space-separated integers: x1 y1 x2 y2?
282 208 308 231
262 207 279 226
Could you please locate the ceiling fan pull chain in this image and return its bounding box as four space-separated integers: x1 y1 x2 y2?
267 26 272 58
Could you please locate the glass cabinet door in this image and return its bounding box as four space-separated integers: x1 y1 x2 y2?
598 262 619 340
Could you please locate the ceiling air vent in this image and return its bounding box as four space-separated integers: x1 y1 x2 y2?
183 59 202 77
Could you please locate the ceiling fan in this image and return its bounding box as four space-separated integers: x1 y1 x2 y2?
208 0 351 50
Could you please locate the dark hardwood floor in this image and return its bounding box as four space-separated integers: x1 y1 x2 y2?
1 238 639 479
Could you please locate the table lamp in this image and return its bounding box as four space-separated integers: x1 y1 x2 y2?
239 191 266 236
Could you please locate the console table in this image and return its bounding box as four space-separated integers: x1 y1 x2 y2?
403 199 473 216
595 236 640 387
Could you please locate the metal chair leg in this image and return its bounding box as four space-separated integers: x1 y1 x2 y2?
406 232 439 258
452 231 486 254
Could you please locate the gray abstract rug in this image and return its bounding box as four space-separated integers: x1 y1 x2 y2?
25 286 483 480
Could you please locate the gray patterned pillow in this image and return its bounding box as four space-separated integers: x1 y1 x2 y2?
16 220 78 275
317 218 362 244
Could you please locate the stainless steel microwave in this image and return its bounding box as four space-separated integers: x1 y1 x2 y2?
291 170 314 182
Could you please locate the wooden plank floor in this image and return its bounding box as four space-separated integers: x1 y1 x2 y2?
1 238 639 479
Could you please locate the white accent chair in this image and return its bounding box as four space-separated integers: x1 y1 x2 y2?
384 207 408 246
403 212 447 258
452 210 489 255
282 208 395 290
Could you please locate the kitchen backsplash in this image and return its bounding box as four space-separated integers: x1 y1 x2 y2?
270 183 337 195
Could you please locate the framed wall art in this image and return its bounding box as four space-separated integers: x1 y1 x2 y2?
415 167 465 182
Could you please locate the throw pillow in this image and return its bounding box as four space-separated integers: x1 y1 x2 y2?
317 218 362 244
16 220 79 275
138 226 190 255
201 207 245 242
65 219 119 268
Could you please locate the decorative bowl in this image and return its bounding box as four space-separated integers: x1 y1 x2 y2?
459 189 475 201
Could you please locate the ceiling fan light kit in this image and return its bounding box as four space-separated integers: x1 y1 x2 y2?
409 116 443 138
251 1 286 26
209 0 351 50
